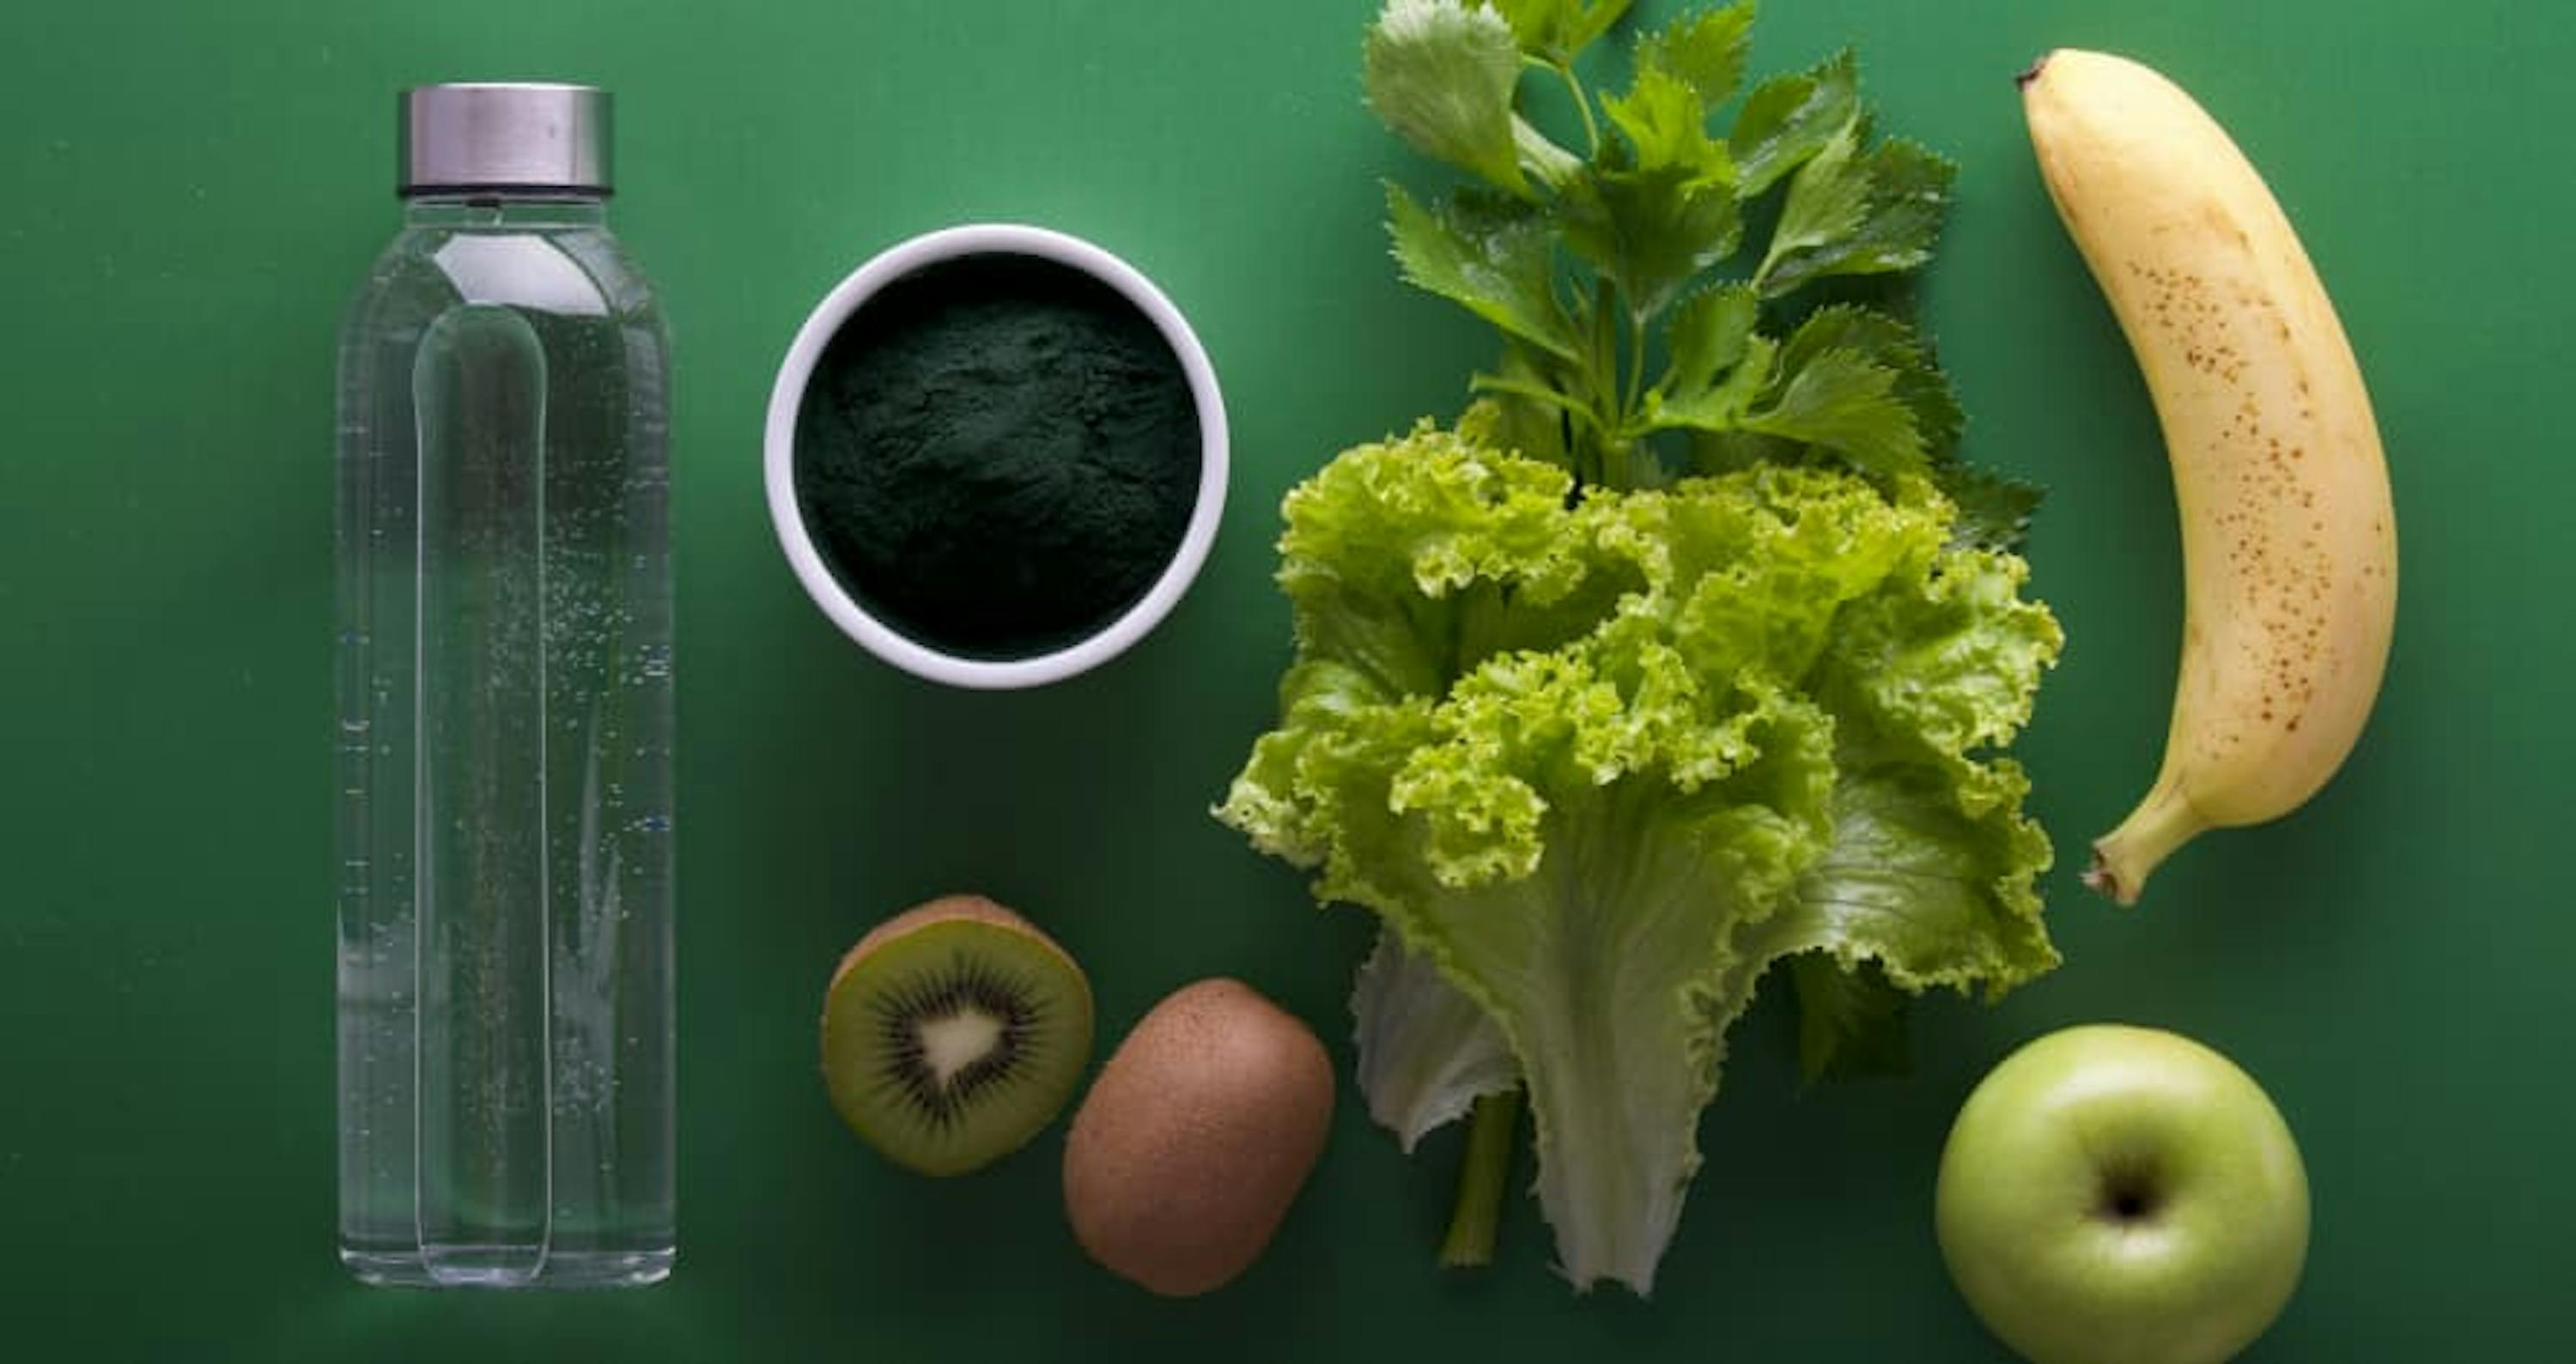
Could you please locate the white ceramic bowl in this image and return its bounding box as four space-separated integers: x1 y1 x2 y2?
763 223 1228 689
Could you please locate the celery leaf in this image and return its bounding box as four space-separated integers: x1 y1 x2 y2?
1730 50 1860 195
1388 184 1585 363
1559 158 1742 318
1366 0 1532 193
1759 136 1955 296
1742 348 1927 477
1636 2 1754 109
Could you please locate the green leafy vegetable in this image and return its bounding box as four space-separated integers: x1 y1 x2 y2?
1356 0 2023 530
1560 159 1743 319
1221 427 2061 1293
1939 462 2048 553
1659 283 1759 399
1756 133 1956 297
1218 0 2063 1296
1364 0 1531 193
1789 953 1912 1084
1602 68 1726 176
1636 4 1754 108
1388 184 1586 361
1741 345 1925 476
1492 0 1635 63
1730 50 1861 195
1352 927 1516 1147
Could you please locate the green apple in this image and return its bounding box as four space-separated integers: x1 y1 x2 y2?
1934 1024 2309 1364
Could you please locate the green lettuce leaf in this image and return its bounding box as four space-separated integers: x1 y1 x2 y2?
1219 421 2062 1293
1789 953 1912 1084
1352 926 1519 1149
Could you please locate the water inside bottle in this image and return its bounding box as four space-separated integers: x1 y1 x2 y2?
335 209 672 1288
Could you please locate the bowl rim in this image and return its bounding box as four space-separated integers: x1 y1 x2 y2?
762 222 1230 689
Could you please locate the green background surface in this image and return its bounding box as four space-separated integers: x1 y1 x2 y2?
2 0 2565 1358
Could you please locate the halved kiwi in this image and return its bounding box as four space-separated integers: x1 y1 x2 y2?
821 894 1094 1176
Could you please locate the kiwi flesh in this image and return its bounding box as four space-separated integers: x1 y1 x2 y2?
821 894 1094 1176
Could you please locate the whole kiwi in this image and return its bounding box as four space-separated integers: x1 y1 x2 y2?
1061 977 1334 1296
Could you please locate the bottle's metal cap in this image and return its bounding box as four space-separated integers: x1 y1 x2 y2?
399 83 612 197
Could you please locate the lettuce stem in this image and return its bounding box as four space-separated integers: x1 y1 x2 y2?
1438 1087 1522 1268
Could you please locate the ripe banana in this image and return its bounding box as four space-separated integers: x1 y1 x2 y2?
2020 50 2397 906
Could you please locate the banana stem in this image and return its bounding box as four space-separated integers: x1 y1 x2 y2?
2085 784 2208 906
1438 1088 1522 1269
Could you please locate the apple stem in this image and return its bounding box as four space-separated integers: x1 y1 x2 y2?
1438 1088 1522 1269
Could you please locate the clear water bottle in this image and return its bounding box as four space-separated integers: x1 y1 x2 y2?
335 83 673 1288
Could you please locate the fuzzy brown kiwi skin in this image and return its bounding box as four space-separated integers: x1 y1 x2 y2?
1061 977 1335 1297
827 894 1084 990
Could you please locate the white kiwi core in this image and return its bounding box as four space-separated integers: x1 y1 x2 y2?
917 1007 1005 1088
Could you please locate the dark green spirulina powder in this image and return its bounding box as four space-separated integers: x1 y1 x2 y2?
793 253 1200 659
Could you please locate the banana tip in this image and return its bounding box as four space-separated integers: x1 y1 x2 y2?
2014 53 2050 90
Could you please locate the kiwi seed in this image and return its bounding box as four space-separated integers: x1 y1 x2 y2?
821 894 1094 1177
